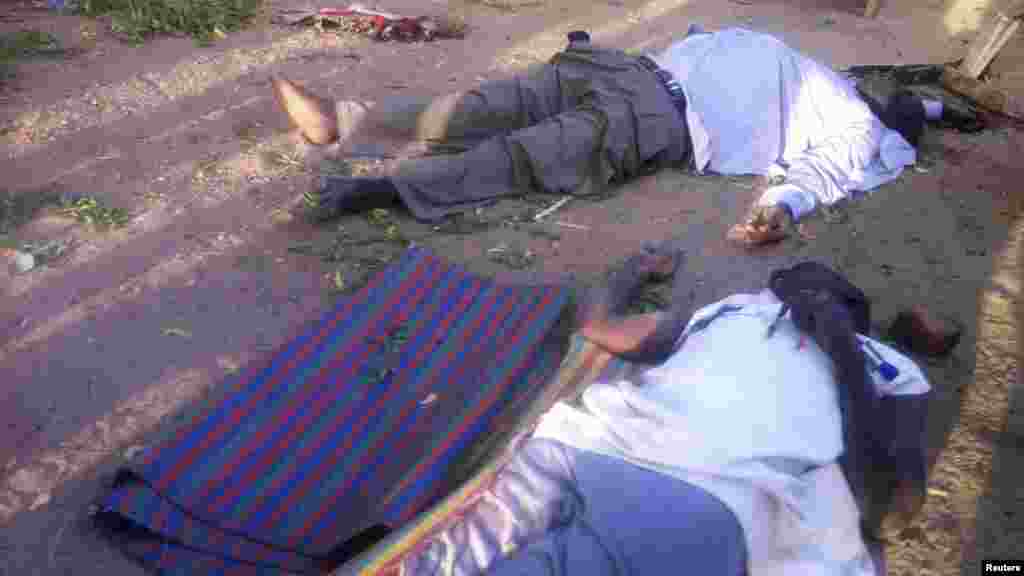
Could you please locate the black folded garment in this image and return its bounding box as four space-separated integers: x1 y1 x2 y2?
855 78 927 147
768 262 930 539
847 63 986 138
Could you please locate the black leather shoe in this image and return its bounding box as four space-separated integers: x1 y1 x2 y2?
312 176 401 220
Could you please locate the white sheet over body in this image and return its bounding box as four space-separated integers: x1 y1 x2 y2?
651 28 917 219
533 289 931 576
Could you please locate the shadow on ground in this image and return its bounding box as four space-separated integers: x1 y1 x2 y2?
1 1 1022 574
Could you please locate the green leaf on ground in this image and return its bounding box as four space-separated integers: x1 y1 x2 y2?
331 269 346 292
76 0 264 45
0 30 62 66
58 195 130 229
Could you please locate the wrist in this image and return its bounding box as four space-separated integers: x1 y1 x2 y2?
758 184 813 221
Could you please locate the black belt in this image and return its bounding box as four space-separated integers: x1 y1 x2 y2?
563 32 687 126
636 55 688 124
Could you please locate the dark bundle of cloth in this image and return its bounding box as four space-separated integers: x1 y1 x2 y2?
855 84 928 148
768 262 930 538
846 63 987 143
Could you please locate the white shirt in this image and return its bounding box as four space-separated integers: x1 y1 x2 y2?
534 289 931 576
651 28 916 220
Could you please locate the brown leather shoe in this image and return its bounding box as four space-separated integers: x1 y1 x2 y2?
887 305 962 357
271 75 339 145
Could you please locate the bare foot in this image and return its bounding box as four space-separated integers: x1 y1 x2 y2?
271 75 339 145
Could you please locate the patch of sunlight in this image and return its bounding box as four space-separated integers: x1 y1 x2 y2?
944 0 993 37
0 367 211 525
913 215 1022 572
2 157 200 301
0 225 248 360
131 93 268 148
0 129 313 514
488 0 692 73
1 30 357 160
4 122 307 302
991 267 1020 300
625 29 684 57
11 92 271 196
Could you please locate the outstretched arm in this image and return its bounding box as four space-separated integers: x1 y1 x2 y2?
729 118 882 248
757 117 883 221
574 245 694 364
730 53 888 248
580 312 666 358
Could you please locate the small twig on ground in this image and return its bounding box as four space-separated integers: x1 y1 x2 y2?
487 242 535 269
533 196 571 221
552 220 589 231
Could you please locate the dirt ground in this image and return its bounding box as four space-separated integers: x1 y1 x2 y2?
1 0 1022 574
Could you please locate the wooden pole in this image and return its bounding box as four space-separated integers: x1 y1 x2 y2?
864 0 882 18
959 7 1022 79
942 67 1024 120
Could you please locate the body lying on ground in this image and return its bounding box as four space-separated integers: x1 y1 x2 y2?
371 246 932 576
271 26 918 247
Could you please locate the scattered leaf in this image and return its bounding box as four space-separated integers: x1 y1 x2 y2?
57 195 130 229
368 208 392 226
488 246 535 270
216 356 241 374
269 208 294 224
302 190 320 209
75 0 262 44
259 150 302 171
162 327 193 339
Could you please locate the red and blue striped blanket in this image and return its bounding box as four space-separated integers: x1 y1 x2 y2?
94 247 574 575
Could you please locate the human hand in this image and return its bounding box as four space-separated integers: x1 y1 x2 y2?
727 204 795 248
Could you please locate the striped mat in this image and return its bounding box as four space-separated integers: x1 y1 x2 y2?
337 335 627 576
93 247 574 575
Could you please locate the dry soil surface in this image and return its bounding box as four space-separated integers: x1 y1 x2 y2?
0 0 1022 574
